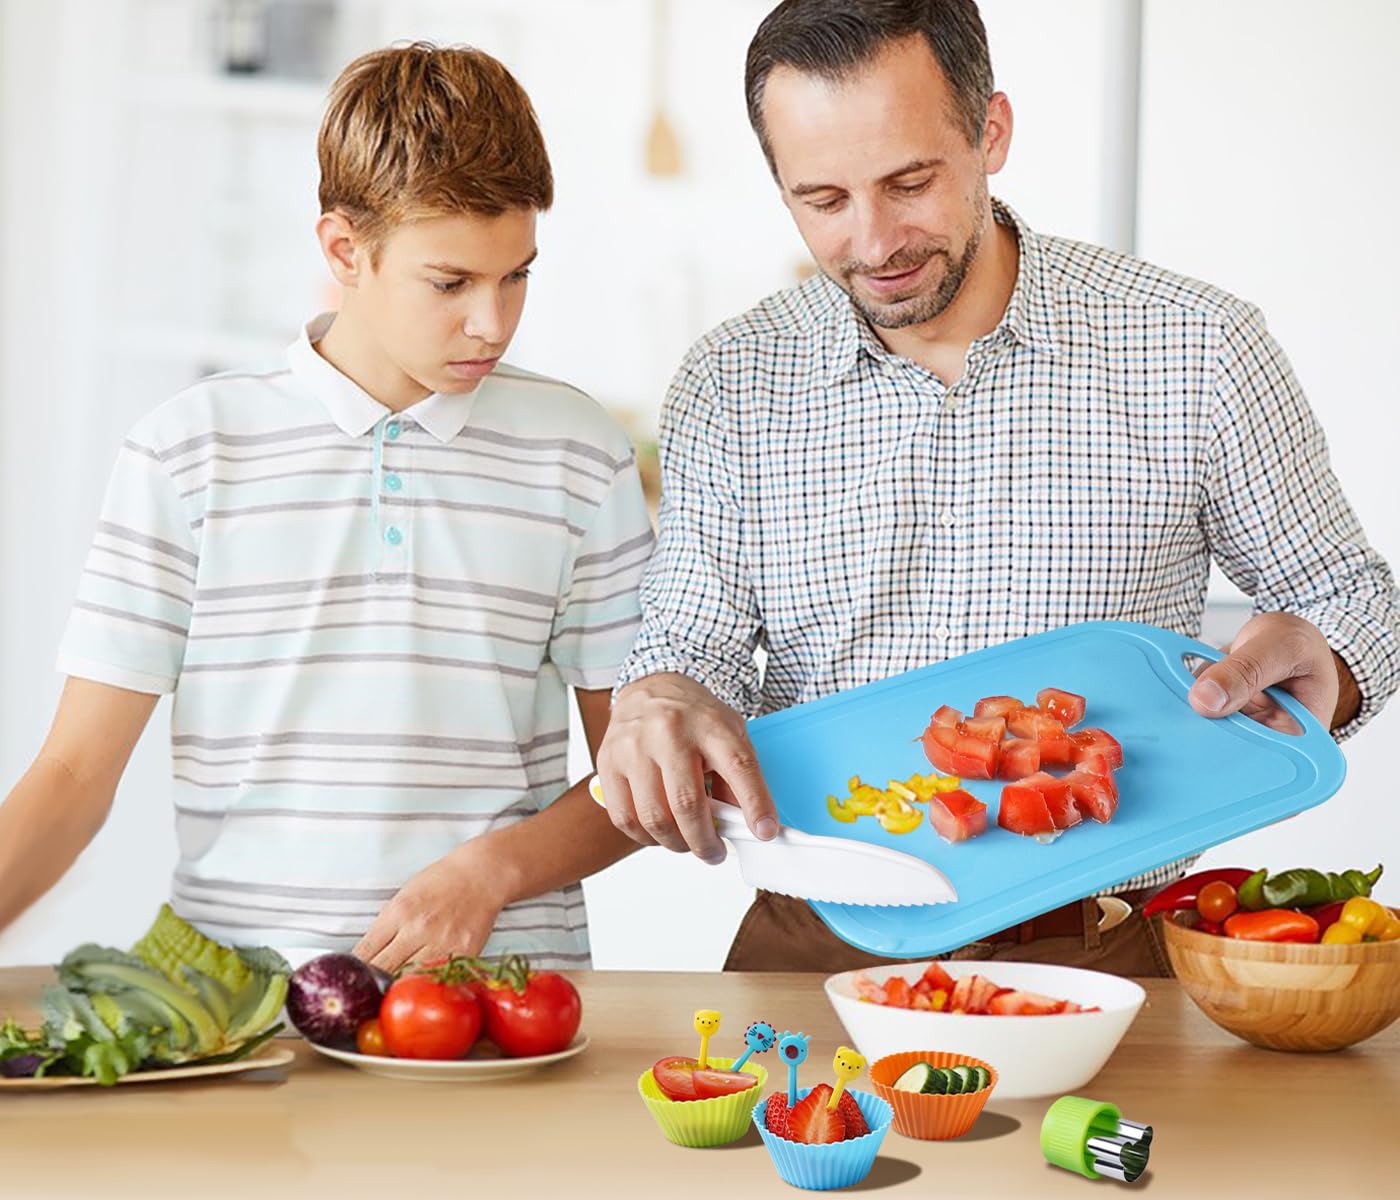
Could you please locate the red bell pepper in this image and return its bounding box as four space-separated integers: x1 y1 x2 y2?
1223 909 1321 943
1142 868 1259 918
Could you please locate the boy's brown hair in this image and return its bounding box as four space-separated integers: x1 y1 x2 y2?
318 41 553 260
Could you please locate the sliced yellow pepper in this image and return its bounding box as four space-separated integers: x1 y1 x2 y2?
877 804 923 835
886 779 919 803
932 775 962 793
930 988 948 1011
827 793 857 823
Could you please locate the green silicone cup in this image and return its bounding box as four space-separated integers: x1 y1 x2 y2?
637 1057 769 1148
1041 1095 1123 1179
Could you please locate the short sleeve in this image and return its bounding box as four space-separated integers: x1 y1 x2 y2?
55 437 200 694
547 452 654 689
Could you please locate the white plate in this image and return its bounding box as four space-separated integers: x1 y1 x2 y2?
306 1034 590 1081
0 1045 295 1090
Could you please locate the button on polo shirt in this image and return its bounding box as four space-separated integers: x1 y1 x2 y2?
56 313 655 968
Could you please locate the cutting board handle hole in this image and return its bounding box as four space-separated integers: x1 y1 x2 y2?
1180 652 1304 736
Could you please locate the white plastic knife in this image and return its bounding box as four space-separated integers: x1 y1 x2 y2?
587 775 957 907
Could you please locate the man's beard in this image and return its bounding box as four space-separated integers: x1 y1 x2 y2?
836 198 988 330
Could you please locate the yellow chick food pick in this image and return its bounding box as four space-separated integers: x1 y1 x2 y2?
828 1045 867 1110
694 1009 721 1068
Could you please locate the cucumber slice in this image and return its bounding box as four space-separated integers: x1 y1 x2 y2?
892 1062 934 1093
969 1066 991 1092
949 1064 975 1093
929 1066 954 1094
924 1066 950 1094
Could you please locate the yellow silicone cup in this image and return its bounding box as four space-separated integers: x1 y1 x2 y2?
637 1057 769 1148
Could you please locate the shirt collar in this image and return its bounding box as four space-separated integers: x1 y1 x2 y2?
822 197 1059 385
285 313 478 444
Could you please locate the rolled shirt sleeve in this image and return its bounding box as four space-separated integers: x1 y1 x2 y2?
1202 301 1400 739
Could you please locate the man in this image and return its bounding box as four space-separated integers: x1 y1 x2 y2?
598 0 1400 972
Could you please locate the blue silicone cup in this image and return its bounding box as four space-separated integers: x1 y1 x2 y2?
753 1087 894 1191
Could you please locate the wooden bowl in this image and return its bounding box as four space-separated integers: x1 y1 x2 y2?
1163 912 1400 1052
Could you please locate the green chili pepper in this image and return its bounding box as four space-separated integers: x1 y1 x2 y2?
1237 868 1267 911
1260 864 1383 909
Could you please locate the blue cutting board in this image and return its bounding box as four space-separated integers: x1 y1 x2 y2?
744 621 1347 957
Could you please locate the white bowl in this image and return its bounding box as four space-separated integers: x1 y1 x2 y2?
824 960 1145 1099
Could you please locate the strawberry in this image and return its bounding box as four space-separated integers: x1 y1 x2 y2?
788 1084 845 1144
765 1092 793 1139
836 1090 869 1137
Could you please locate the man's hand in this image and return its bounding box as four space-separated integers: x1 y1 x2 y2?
597 672 778 863
1188 611 1359 732
353 842 510 973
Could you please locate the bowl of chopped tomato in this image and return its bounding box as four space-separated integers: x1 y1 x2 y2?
824 961 1144 1098
1164 909 1400 1052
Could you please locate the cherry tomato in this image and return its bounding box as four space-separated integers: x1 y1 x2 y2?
379 971 482 1060
355 1018 388 1056
478 967 582 1058
1197 880 1239 923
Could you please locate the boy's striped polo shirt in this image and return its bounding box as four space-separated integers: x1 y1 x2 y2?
56 314 655 968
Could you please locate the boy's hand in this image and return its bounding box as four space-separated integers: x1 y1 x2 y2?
353 842 512 973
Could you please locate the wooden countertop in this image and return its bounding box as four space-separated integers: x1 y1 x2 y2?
2 966 1395 1199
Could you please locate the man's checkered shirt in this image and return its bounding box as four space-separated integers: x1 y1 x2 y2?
617 200 1400 895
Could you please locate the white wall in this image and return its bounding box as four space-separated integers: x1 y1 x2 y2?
1137 0 1400 885
1 0 1396 970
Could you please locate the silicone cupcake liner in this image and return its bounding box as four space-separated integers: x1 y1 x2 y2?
869 1050 998 1141
752 1087 894 1190
637 1057 769 1148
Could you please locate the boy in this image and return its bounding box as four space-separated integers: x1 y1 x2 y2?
0 43 653 971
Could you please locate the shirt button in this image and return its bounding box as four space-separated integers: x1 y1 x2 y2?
386 422 401 440
939 509 956 528
384 473 403 492
880 362 900 379
936 625 953 641
384 526 403 546
943 395 958 414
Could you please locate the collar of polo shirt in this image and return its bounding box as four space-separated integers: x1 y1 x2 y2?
286 312 478 444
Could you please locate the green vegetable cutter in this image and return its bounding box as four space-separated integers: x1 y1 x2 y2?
1041 1095 1153 1183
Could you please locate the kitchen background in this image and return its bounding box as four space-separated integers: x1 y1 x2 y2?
0 0 1396 969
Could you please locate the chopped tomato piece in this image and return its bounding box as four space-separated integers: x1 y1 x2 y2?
949 974 1001 1014
998 737 1040 779
961 715 1007 742
1068 767 1119 822
1076 748 1115 778
882 976 914 1008
1022 771 1081 829
1036 729 1074 766
1071 728 1123 769
1006 707 1067 741
927 787 988 843
853 973 886 1003
921 721 1000 779
987 989 1069 1016
998 782 1056 836
693 1068 759 1098
918 962 957 993
974 695 1025 719
1036 688 1086 728
932 705 962 728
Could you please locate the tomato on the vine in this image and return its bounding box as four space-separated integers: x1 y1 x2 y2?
379 962 482 1060
474 955 582 1058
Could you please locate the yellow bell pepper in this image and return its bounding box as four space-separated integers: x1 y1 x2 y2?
1321 922 1363 945
1333 896 1400 942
